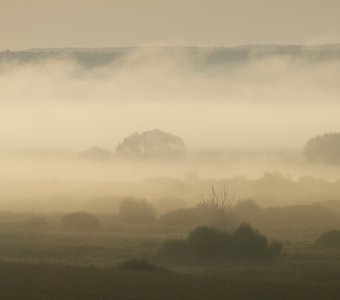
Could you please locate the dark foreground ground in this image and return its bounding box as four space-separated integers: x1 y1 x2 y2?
0 222 339 299
1 260 340 300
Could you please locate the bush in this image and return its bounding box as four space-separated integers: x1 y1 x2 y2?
315 229 340 248
158 223 282 262
118 198 157 225
187 226 230 257
60 212 101 231
232 224 269 257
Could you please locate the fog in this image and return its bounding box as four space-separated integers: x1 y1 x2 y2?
1 47 340 151
0 46 340 211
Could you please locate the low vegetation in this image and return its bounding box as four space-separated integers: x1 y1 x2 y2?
158 223 282 263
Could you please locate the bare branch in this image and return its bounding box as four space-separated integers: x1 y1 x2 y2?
197 184 236 228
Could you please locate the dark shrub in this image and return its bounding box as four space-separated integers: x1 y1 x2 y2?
117 259 170 272
60 212 101 231
232 223 269 257
158 223 282 262
187 226 230 257
118 198 157 225
315 229 340 248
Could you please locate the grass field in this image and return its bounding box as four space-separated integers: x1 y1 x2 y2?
2 260 340 300
0 221 340 299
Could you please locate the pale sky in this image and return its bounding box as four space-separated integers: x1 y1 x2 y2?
1 0 340 50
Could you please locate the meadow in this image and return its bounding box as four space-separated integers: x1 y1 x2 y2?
0 211 340 299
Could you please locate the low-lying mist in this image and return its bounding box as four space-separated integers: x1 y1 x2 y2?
1 46 340 212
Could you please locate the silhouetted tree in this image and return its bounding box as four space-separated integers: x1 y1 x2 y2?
304 132 340 164
116 129 186 159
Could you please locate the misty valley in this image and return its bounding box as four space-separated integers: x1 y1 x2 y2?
1 46 340 299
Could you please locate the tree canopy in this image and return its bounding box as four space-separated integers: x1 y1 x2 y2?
116 129 186 159
304 132 340 164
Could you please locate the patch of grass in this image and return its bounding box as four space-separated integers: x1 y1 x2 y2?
0 261 340 299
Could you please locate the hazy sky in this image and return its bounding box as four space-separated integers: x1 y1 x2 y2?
1 0 340 50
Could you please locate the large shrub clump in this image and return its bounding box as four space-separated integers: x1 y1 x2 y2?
158 223 282 262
